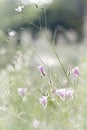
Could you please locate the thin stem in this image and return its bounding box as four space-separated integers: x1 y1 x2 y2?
18 13 40 30
44 10 47 31
35 5 42 30
51 45 71 83
42 31 72 84
32 49 62 87
52 28 58 45
15 8 71 85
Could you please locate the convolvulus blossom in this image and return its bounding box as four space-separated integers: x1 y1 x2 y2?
18 87 27 98
72 67 80 78
39 96 47 107
37 65 45 76
55 88 74 101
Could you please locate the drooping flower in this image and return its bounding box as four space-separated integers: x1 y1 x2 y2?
37 65 45 76
55 88 74 101
72 67 80 78
15 6 24 13
18 87 27 98
65 88 74 97
32 119 40 128
39 96 47 107
55 88 66 101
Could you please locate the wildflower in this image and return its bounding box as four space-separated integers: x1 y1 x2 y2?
18 87 27 98
39 96 47 107
67 66 80 83
32 119 40 128
72 67 80 78
15 6 24 13
8 30 16 37
37 65 45 76
65 88 74 97
56 88 66 101
55 88 74 101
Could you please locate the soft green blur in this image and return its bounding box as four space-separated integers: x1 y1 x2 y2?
0 0 86 68
0 1 87 129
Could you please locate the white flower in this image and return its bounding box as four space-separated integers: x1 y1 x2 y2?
15 6 24 13
55 88 74 101
8 30 16 37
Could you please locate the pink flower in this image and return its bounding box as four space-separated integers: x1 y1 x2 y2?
39 96 47 107
65 88 74 97
18 88 27 97
56 88 66 101
55 88 74 101
37 65 45 76
72 67 80 78
67 65 80 79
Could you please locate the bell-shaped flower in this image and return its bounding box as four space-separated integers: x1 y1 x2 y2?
65 88 74 97
18 87 27 98
39 96 47 108
37 65 45 76
55 88 74 101
72 67 80 78
56 88 66 101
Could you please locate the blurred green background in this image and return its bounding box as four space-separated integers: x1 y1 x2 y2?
0 0 87 68
1 0 87 39
0 1 87 130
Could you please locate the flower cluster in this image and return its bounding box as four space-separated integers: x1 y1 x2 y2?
54 88 74 101
17 65 80 108
37 65 80 108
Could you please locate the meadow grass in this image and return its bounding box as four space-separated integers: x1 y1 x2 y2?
0 41 86 130
0 2 87 130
